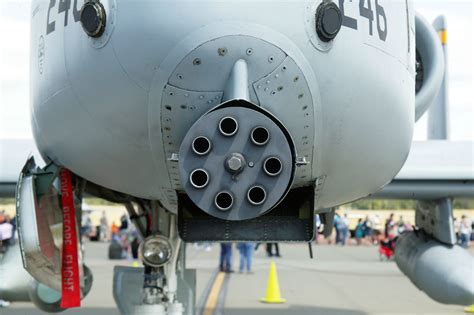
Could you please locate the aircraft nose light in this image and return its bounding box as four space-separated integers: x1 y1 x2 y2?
315 2 342 42
80 0 106 38
139 236 172 268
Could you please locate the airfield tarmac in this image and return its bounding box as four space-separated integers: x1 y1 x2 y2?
2 242 468 315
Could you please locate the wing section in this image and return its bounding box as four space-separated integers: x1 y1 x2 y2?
374 141 474 199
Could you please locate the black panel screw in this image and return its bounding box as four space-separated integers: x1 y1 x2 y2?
315 2 342 42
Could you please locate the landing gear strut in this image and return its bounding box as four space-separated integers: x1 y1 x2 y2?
113 203 195 315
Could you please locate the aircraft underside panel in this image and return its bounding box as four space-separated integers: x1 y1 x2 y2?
177 186 314 242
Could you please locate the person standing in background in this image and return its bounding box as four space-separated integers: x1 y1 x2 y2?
459 215 472 248
454 217 460 242
471 220 474 242
334 213 342 245
385 213 395 239
10 215 17 243
362 216 372 242
266 243 281 257
0 215 11 307
111 221 119 236
314 215 321 243
99 211 109 242
355 218 364 245
219 243 233 273
81 213 92 241
0 214 13 252
119 214 129 233
237 242 254 273
372 214 381 244
340 213 349 246
397 215 406 235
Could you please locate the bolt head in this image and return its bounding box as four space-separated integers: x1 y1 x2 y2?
225 153 246 174
227 156 243 171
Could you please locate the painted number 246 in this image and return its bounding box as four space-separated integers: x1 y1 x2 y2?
46 0 81 35
339 0 388 41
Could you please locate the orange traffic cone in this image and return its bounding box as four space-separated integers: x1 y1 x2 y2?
260 262 286 304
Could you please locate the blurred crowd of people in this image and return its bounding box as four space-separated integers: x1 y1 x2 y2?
2 207 473 280
0 211 15 255
81 211 139 260
0 211 16 307
455 215 473 248
75 209 474 268
323 212 412 246
319 212 474 249
80 211 111 242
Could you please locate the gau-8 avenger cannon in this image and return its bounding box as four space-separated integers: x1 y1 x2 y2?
7 0 469 313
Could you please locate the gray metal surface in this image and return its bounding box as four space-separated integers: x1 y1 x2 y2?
16 172 62 291
178 186 314 242
415 199 456 245
0 242 32 302
179 105 294 221
10 1 454 311
113 266 196 315
0 241 63 312
428 15 449 140
27 282 63 313
159 34 313 210
0 138 43 198
160 85 224 199
394 141 474 181
374 141 474 200
28 0 415 212
176 269 197 315
414 13 445 121
113 266 145 314
253 56 314 187
395 231 474 306
372 180 474 199
223 59 250 102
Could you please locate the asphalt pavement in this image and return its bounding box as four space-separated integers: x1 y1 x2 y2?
1 242 468 315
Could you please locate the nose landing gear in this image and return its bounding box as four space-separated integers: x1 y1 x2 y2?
113 207 195 315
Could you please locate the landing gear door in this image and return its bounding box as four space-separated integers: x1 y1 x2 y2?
16 157 64 291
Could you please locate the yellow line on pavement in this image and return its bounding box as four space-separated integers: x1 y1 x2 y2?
203 272 226 315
